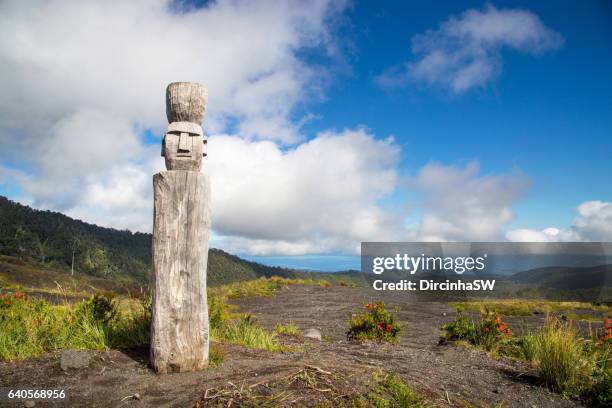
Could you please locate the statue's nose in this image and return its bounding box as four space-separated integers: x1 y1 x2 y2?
178 132 191 153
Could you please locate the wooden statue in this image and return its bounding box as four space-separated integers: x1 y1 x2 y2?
151 82 211 373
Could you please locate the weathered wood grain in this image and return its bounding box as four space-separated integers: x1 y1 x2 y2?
165 82 207 124
151 170 211 373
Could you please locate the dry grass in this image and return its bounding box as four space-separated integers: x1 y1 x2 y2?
454 300 612 317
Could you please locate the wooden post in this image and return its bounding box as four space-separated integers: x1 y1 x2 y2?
151 82 211 373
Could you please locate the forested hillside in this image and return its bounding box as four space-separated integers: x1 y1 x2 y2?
0 196 331 285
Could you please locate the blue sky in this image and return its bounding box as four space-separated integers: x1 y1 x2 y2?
0 1 611 271
298 0 612 230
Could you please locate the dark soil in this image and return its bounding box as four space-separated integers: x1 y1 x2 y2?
0 285 583 407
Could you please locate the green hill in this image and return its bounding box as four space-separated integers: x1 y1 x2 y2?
0 195 346 287
510 264 612 290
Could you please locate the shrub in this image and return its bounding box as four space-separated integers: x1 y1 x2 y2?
443 309 512 352
475 310 513 351
78 293 118 324
347 301 401 343
442 313 476 342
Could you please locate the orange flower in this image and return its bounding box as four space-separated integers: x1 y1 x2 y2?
13 292 24 300
376 323 383 331
385 324 392 333
365 303 372 310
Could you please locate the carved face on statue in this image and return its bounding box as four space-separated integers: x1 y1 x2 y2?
162 122 206 171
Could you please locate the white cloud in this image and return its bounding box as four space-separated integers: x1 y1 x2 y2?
0 0 348 227
206 128 401 254
54 127 401 254
507 200 612 242
412 162 530 241
0 0 344 143
376 4 563 93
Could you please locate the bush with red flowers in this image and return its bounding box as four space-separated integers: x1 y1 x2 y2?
476 310 513 351
0 292 26 308
347 301 401 343
443 308 512 351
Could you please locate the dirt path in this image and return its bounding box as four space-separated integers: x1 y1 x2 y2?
0 285 582 407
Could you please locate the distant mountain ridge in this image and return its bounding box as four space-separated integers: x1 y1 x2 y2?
510 264 612 290
0 195 323 285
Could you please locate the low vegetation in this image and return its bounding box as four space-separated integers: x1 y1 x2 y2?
211 315 280 351
443 308 512 352
453 299 612 317
442 307 612 405
274 322 300 336
197 366 429 407
0 276 329 361
0 291 149 360
362 370 429 408
347 301 401 343
532 317 592 396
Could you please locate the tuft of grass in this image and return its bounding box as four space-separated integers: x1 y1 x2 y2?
531 316 593 396
274 322 300 336
365 370 429 408
211 315 280 351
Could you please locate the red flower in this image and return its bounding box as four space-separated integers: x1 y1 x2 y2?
13 292 24 300
385 324 392 333
376 323 383 331
365 303 372 311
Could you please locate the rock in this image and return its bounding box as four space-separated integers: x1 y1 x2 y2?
24 401 36 407
304 328 322 341
441 312 447 316
60 349 91 371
